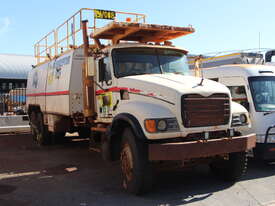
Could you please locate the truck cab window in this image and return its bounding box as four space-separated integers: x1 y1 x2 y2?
249 76 275 112
112 48 189 78
99 57 112 84
228 86 249 108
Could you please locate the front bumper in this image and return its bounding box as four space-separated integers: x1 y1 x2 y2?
254 125 275 160
148 134 256 161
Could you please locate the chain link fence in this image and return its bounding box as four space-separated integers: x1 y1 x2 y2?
0 87 26 115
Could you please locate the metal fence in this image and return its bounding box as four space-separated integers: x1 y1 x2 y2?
0 87 27 115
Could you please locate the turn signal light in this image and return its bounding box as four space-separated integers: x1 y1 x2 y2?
144 119 156 133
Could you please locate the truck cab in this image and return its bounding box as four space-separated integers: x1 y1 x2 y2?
95 43 244 139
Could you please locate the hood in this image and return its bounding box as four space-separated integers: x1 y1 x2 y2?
120 73 230 97
231 101 248 114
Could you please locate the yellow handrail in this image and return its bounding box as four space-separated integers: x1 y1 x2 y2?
34 8 146 65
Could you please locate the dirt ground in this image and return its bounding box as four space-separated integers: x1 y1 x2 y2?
1 133 275 206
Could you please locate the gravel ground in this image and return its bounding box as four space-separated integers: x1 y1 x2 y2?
0 133 275 206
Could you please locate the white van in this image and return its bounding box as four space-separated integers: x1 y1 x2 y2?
202 64 275 161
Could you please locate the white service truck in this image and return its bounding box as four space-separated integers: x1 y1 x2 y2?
26 9 256 194
189 53 275 162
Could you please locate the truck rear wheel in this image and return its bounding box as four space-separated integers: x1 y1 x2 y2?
52 132 66 144
210 152 248 181
35 113 51 146
120 128 153 195
78 127 91 138
30 111 38 141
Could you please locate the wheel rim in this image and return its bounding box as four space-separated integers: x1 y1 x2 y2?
121 143 134 184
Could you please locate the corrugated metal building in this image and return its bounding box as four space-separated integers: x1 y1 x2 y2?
0 54 35 92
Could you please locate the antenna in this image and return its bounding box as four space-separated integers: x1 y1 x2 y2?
258 32 261 52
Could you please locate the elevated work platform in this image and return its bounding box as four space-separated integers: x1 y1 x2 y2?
34 9 146 64
34 8 194 65
91 21 195 45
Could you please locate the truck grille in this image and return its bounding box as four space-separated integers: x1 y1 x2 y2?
181 93 230 128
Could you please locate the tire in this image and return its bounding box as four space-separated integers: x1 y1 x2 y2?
120 128 153 195
210 152 248 181
35 113 51 146
52 132 66 144
78 127 91 138
30 111 38 142
89 131 101 147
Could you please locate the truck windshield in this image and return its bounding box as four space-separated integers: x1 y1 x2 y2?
112 48 189 78
249 76 275 112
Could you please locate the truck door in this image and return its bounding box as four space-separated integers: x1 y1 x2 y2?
96 56 116 118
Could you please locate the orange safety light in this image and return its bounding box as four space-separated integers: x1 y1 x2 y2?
145 119 157 133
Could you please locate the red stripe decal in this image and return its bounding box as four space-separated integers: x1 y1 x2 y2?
129 88 141 93
108 87 120 92
27 90 69 97
95 90 105 95
95 87 143 95
147 93 155 97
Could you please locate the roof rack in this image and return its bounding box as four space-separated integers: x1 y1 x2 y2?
34 8 146 65
91 21 194 47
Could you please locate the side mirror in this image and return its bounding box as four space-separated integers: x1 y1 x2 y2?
99 58 112 86
241 101 250 112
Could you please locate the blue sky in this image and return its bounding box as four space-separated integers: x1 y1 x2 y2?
0 0 274 56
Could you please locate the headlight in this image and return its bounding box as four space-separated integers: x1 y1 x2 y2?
145 118 179 133
157 119 167 131
231 113 248 127
239 114 247 124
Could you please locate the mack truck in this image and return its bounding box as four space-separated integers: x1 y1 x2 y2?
26 9 256 194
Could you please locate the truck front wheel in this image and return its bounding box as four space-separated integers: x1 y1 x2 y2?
210 152 248 181
120 128 153 195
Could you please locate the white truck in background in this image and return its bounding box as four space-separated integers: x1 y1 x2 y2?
265 50 275 65
26 9 256 194
189 53 275 162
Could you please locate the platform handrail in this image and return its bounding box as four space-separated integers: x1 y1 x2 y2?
34 8 146 65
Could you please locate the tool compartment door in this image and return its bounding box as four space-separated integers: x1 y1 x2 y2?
26 63 48 112
45 52 73 115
